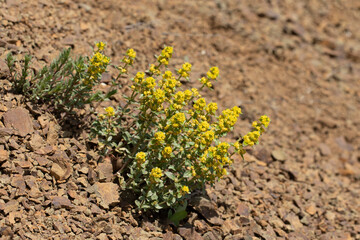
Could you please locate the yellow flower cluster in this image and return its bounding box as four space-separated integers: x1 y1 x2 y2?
154 131 165 143
181 186 190 195
177 62 192 78
161 146 172 158
161 71 181 95
217 106 241 133
198 121 210 132
136 152 146 165
205 102 218 115
149 64 161 75
169 112 186 129
200 77 212 88
105 106 115 117
157 46 173 66
96 42 106 51
207 66 219 79
86 47 110 85
244 115 270 146
194 98 206 111
243 131 260 146
123 48 136 65
259 115 270 128
150 167 163 181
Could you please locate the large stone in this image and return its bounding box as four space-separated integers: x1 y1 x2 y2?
49 151 72 180
178 227 203 240
190 197 223 226
97 157 113 182
271 150 287 162
50 163 66 180
0 149 9 163
93 182 120 209
3 108 34 137
52 196 74 209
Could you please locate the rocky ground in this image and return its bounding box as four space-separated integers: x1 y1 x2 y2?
0 0 359 239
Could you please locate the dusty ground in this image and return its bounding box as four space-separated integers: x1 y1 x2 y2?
0 0 359 239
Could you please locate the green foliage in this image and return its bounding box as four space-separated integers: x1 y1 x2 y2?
6 43 113 113
91 46 271 211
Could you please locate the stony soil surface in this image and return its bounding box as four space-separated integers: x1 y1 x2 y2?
0 0 359 239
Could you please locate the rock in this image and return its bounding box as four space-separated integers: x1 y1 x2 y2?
93 182 120 209
4 200 19 214
305 204 317 215
325 211 336 221
178 227 203 240
222 219 241 235
190 197 223 226
318 143 331 156
0 59 9 78
0 149 9 163
52 196 74 209
10 174 26 191
50 163 66 180
236 202 250 216
28 133 45 150
0 128 14 137
271 150 287 162
284 213 303 231
3 108 34 137
335 137 354 151
49 151 72 180
97 158 113 182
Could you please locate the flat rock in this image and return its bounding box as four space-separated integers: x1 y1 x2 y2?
318 143 331 156
52 196 74 209
97 157 113 182
271 150 287 162
3 108 34 137
0 149 9 163
190 197 223 226
178 227 203 240
93 182 120 209
50 163 66 180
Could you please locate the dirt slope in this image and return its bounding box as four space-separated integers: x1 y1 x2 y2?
0 0 359 239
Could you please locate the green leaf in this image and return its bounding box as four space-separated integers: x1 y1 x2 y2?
164 171 175 180
183 171 192 179
168 209 188 226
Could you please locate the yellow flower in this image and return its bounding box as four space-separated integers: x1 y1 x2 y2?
194 98 206 111
200 77 212 88
181 186 190 195
162 146 172 158
207 66 219 79
135 152 146 165
96 42 106 51
178 62 192 78
217 142 230 154
149 64 161 75
150 167 163 181
174 91 185 104
127 48 136 59
259 115 270 128
198 121 209 132
184 90 193 101
205 102 218 115
154 131 165 143
191 88 200 97
170 112 186 128
157 46 173 66
154 89 165 103
142 77 156 89
202 130 215 145
105 107 115 117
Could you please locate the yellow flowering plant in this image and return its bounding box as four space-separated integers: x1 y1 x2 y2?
91 45 271 212
6 42 114 113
